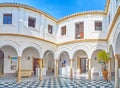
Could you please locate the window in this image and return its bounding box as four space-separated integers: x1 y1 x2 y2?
3 14 12 24
75 22 84 39
95 21 102 31
61 26 66 35
28 17 36 28
48 25 53 34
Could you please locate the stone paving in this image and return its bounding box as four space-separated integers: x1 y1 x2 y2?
0 76 114 88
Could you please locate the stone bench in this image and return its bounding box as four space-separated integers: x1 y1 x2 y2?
21 70 33 77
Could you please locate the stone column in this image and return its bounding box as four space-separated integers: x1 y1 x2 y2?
56 59 59 76
88 59 91 80
54 59 56 77
42 59 44 68
17 56 21 83
70 59 73 79
115 54 119 88
108 59 111 80
38 59 42 80
77 57 80 74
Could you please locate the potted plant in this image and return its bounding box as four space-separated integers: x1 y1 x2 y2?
97 50 110 80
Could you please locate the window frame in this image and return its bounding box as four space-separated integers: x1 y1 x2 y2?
75 22 84 39
3 14 12 24
95 21 102 31
61 26 66 35
28 17 36 28
48 24 53 34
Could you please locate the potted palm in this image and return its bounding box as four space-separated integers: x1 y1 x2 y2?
97 50 110 80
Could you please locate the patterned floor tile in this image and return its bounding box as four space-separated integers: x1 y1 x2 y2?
0 77 114 88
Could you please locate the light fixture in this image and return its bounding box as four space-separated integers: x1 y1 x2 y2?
95 57 97 60
28 56 30 60
8 55 11 59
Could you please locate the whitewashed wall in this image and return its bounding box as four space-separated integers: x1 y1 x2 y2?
57 15 108 43
1 46 18 74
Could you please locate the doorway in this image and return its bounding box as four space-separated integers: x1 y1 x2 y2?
80 58 88 73
33 58 39 75
0 50 4 75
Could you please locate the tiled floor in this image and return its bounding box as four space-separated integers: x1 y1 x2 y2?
0 77 113 88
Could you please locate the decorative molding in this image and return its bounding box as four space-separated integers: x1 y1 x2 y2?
107 6 120 40
0 33 107 46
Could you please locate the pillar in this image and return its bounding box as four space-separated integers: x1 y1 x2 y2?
54 59 56 77
56 59 59 76
42 59 44 68
77 57 80 74
108 59 111 80
38 59 42 80
70 59 73 79
115 54 119 88
88 59 91 80
17 56 21 83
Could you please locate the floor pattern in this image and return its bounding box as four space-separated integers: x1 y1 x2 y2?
0 77 113 88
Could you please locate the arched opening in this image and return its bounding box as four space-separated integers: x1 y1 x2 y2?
73 50 88 78
43 50 54 76
115 31 120 87
109 45 115 84
59 51 70 76
91 49 107 79
0 45 18 76
21 47 40 77
0 50 4 75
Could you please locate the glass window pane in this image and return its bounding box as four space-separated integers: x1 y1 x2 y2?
3 14 12 24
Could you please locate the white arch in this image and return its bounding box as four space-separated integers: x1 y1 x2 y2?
109 44 115 58
42 46 57 59
43 50 55 60
71 45 89 59
0 40 20 56
113 20 120 53
20 42 42 58
57 47 71 59
89 45 108 58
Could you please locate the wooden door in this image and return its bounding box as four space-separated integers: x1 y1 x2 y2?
33 58 39 75
80 58 86 73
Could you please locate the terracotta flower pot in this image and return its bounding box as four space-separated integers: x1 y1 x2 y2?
102 70 108 80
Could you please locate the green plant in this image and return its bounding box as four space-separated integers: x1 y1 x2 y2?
97 50 110 71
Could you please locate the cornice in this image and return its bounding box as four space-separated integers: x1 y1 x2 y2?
0 33 57 45
104 0 110 14
0 33 107 46
0 2 57 22
58 39 107 46
57 11 105 23
0 2 107 23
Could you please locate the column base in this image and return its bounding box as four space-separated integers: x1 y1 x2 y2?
39 76 42 80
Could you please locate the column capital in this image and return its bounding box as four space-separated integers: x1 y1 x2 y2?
18 56 21 59
56 59 59 61
69 59 74 61
88 58 91 59
54 59 57 61
114 54 119 60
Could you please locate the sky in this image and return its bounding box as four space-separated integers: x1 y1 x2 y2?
0 0 106 19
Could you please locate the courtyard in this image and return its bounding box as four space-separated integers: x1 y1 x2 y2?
0 76 113 88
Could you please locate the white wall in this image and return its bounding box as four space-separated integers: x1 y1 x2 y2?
57 15 107 43
21 48 40 70
1 46 18 74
